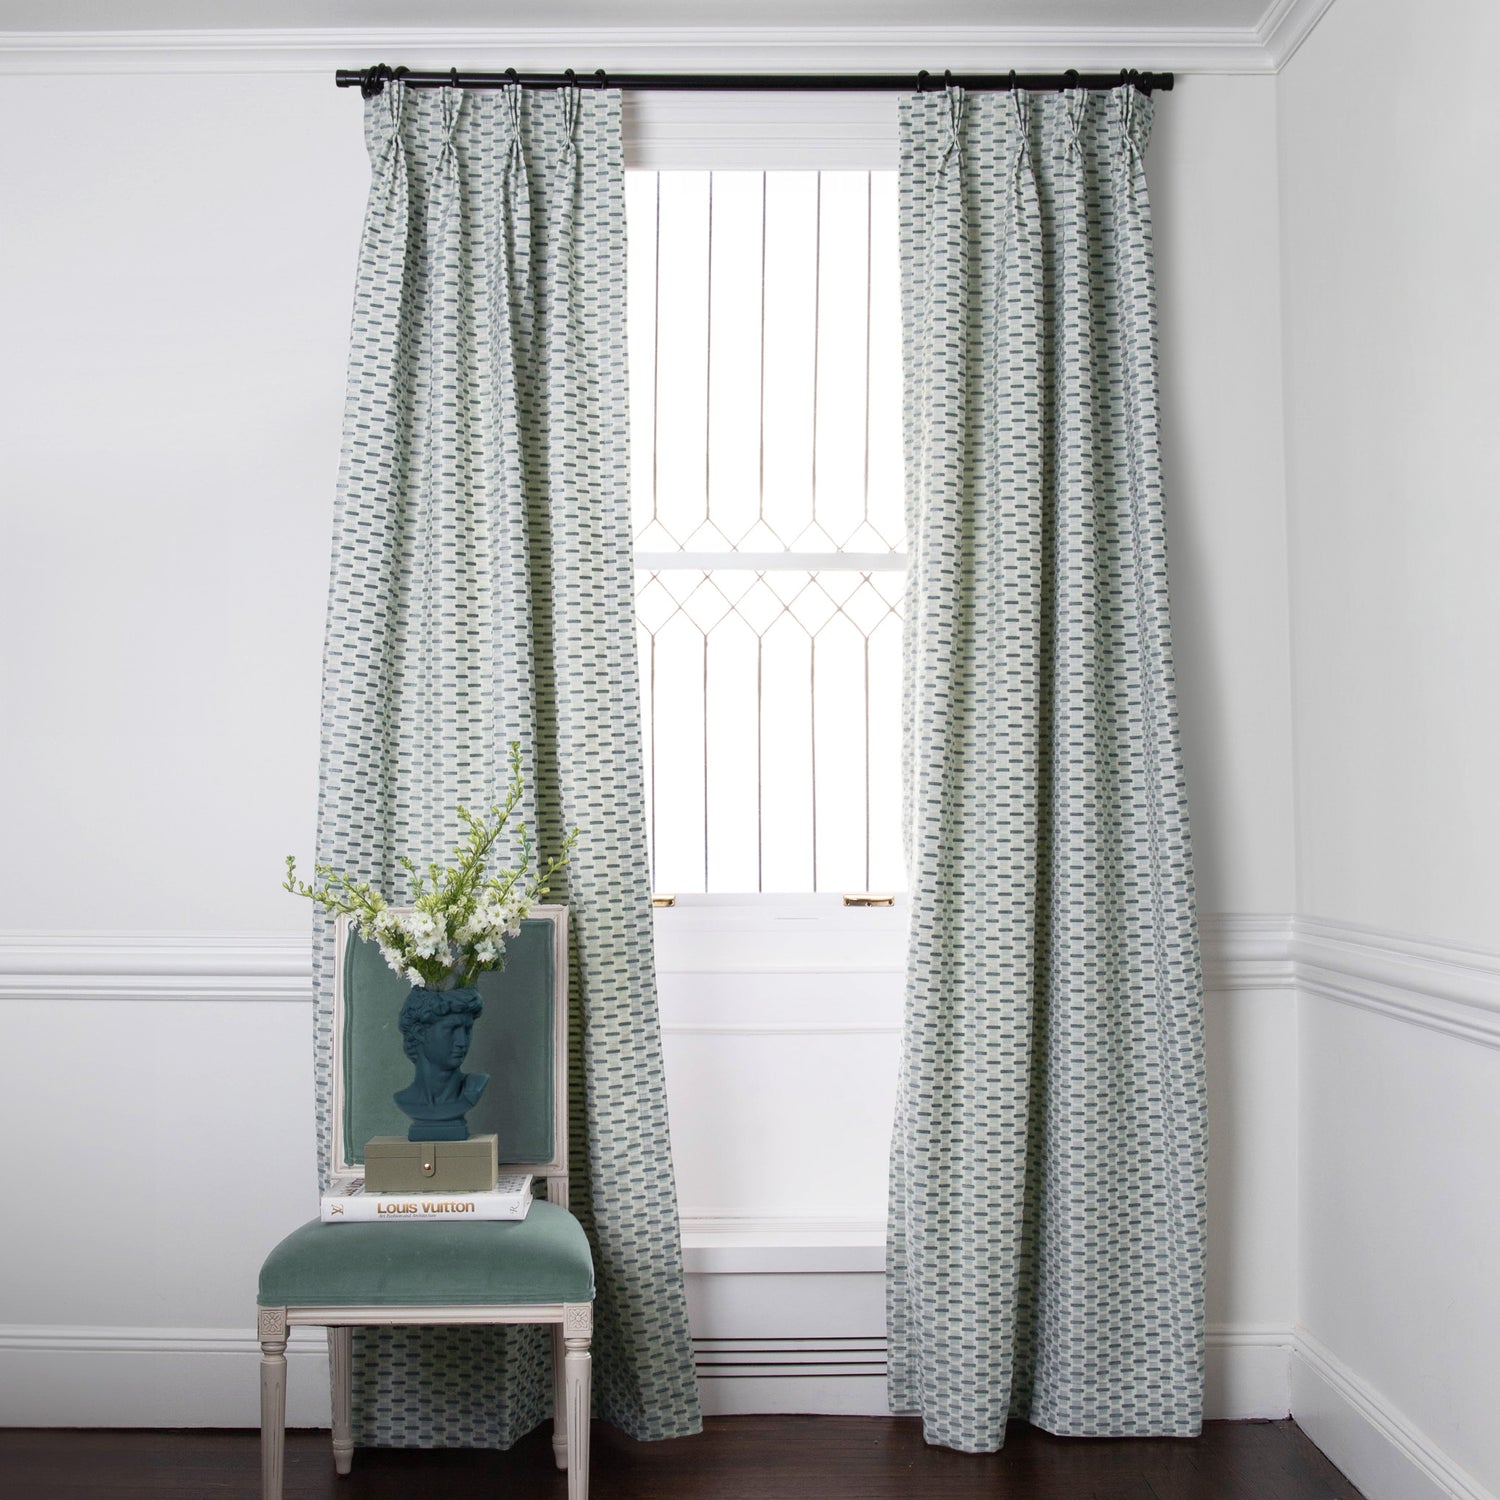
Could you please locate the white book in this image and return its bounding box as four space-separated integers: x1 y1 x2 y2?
320 1173 533 1224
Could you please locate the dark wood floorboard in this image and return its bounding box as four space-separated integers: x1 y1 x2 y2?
0 1417 1365 1500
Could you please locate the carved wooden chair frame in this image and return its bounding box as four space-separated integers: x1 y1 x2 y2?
257 906 593 1500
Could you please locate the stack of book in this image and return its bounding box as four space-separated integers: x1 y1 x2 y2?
321 1173 533 1224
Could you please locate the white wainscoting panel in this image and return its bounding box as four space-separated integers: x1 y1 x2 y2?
3 911 1495 1438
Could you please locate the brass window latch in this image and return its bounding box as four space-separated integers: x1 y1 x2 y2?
843 894 896 907
652 894 677 908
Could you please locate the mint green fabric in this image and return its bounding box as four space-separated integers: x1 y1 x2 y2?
887 86 1207 1452
343 920 556 1167
310 83 701 1448
258 1202 594 1308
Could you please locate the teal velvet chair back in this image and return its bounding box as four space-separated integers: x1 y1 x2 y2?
331 907 569 1187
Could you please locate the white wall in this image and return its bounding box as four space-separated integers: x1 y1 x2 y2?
1280 0 1500 951
0 64 1300 1427
1150 73 1300 1416
0 72 364 931
1279 2 1500 1496
1153 74 1296 919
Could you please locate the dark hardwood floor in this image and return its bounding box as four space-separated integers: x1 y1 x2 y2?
0 1417 1363 1499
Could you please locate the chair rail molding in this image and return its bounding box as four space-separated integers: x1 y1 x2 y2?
7 915 1500 1045
1291 917 1500 1051
0 930 310 1003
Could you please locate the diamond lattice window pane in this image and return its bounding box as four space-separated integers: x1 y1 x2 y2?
866 614 905 890
679 575 735 635
732 575 789 637
703 613 762 891
865 171 905 552
811 172 876 553
705 173 767 552
759 174 820 552
650 172 712 550
646 611 707 892
840 575 902 635
757 612 816 892
629 169 908 893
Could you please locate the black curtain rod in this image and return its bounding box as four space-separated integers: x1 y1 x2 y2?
337 66 1172 99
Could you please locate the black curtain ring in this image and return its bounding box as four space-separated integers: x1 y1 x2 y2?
594 68 607 88
449 67 460 88
944 69 954 90
565 68 578 87
1008 69 1017 91
504 66 520 87
1065 68 1080 89
916 69 931 92
392 65 410 82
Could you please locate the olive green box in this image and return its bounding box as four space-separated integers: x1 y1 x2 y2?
363 1133 499 1193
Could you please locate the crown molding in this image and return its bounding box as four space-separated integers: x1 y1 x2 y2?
1257 0 1340 71
0 22 1287 80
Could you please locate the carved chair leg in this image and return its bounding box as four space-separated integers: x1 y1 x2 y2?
562 1303 594 1500
328 1325 354 1475
258 1308 289 1500
551 1323 568 1471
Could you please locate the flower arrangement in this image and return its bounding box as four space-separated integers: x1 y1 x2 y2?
284 742 576 990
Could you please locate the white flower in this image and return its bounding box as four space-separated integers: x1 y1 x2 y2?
404 911 438 943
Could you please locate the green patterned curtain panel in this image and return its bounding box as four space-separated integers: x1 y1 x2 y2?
887 86 1207 1452
313 84 701 1448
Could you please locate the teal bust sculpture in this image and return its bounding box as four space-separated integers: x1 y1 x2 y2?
393 987 489 1142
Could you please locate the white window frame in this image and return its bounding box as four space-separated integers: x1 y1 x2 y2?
627 93 908 920
623 96 908 1280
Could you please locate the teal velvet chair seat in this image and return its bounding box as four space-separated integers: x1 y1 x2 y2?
255 910 594 1500
259 1201 595 1308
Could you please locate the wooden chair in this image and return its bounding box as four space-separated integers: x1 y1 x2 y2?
256 907 592 1499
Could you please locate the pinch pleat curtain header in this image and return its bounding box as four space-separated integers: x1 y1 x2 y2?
888 86 1206 1453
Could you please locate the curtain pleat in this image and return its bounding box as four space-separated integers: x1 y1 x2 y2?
888 85 1207 1452
312 84 702 1449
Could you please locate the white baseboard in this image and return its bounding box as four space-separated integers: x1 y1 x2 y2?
1292 1329 1495 1500
8 1314 1491 1500
1206 1323 1292 1421
0 1317 1291 1428
0 1325 332 1429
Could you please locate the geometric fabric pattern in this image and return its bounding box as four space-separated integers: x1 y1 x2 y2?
314 83 701 1448
886 86 1208 1452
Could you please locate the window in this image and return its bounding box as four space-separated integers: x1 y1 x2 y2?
626 169 907 894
